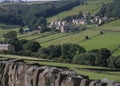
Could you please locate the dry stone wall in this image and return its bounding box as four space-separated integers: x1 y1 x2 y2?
0 59 120 86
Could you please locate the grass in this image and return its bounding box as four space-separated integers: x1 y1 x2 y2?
20 32 53 40
80 32 120 51
113 47 120 56
99 20 120 31
40 30 99 47
47 0 112 22
0 54 119 82
35 32 72 44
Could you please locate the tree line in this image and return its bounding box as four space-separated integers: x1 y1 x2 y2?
0 0 83 26
98 0 120 18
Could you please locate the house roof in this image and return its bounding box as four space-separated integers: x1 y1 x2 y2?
0 44 11 47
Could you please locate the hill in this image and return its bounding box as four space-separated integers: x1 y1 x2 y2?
47 0 112 22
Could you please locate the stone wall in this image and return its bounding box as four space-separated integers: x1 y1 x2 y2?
0 59 119 86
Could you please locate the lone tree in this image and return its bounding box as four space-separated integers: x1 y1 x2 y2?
85 36 89 39
19 27 24 34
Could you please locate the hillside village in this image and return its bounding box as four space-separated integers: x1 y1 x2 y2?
49 14 112 32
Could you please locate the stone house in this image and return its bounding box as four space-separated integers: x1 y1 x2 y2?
49 21 71 32
0 44 15 52
72 19 90 25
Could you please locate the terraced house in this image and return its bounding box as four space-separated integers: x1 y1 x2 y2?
0 44 15 52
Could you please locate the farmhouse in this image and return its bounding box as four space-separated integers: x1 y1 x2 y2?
0 44 15 52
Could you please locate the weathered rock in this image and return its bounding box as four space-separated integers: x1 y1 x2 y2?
0 59 120 86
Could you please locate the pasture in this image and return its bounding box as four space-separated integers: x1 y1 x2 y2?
39 30 100 47
80 32 120 51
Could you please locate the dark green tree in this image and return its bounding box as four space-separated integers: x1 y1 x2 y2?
73 53 96 65
19 27 24 34
22 41 41 52
61 43 86 60
47 45 61 58
89 48 111 66
36 17 47 26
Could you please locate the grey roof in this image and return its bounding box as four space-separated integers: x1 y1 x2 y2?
0 44 11 47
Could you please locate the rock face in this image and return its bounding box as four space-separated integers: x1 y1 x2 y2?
0 59 120 86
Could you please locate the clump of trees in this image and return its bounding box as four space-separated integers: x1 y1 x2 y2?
3 31 40 53
37 43 86 61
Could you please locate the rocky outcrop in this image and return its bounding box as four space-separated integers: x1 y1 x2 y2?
0 59 119 86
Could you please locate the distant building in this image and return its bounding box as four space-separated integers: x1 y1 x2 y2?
0 44 15 52
49 21 71 32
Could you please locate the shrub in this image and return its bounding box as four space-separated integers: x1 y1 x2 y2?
73 53 96 66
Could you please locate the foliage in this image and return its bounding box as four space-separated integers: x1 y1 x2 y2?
73 53 96 66
107 56 120 68
19 27 24 34
89 48 111 66
22 41 41 52
3 31 17 39
0 0 82 26
98 0 120 18
61 43 86 60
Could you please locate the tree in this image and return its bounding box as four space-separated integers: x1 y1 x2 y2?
107 56 120 68
61 43 86 60
73 53 96 65
22 41 41 52
85 36 89 39
3 31 17 40
37 47 49 59
36 17 47 26
47 45 61 58
89 48 111 66
19 27 24 34
5 38 21 51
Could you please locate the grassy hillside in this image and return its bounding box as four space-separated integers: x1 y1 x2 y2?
38 30 99 47
80 32 120 51
47 0 112 22
99 20 120 31
0 54 120 82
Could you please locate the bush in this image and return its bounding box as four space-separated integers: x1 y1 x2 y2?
22 41 41 52
89 48 111 67
107 56 120 68
73 53 96 66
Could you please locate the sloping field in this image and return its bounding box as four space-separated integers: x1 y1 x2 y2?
20 32 53 40
40 30 99 47
113 47 120 56
47 0 112 22
35 33 72 44
100 20 120 31
80 32 120 51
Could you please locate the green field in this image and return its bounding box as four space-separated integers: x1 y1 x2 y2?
39 30 99 47
47 0 112 22
0 54 120 82
80 32 120 51
99 20 120 31
113 47 120 56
